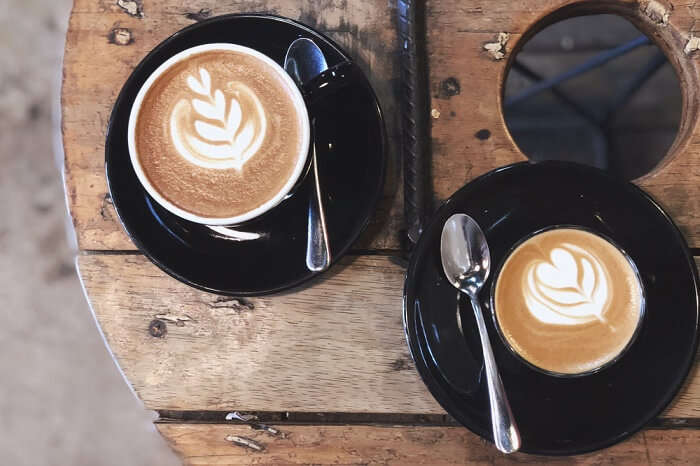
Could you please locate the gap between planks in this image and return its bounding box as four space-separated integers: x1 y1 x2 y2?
154 410 700 429
77 249 405 256
77 249 700 256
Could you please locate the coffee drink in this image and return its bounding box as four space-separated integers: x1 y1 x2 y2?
493 228 643 375
130 44 309 223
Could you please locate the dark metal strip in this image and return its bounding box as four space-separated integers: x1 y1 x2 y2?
397 0 431 246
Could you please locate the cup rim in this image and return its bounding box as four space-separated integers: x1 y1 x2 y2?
127 42 311 225
488 224 647 378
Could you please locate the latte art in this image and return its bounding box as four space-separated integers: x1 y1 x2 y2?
131 47 309 221
493 228 643 375
170 68 267 170
524 244 611 326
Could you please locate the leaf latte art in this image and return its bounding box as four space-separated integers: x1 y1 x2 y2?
523 244 611 326
170 67 267 170
133 47 307 220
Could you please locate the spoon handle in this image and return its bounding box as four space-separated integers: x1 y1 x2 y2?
305 135 331 272
470 295 521 454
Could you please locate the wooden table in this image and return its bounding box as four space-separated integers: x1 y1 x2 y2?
63 1 700 463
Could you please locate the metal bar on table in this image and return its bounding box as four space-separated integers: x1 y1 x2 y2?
510 60 601 127
398 0 431 246
602 51 667 127
505 35 651 108
509 61 608 166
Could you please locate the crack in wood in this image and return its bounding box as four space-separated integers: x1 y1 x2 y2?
642 431 653 464
100 193 113 220
157 410 700 428
157 410 460 426
184 8 212 22
208 297 255 312
154 313 193 327
226 412 285 438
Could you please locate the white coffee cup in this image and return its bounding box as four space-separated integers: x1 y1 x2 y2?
127 43 311 225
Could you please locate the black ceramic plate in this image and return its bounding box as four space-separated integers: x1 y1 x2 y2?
106 15 385 295
404 161 699 455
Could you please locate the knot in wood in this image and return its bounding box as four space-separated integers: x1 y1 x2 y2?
148 319 167 338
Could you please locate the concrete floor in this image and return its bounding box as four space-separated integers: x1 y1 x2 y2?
0 1 179 464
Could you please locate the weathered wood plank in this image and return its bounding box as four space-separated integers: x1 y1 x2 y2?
425 0 700 244
65 1 700 462
78 254 441 413
156 424 700 465
78 254 699 417
62 0 402 251
64 0 700 253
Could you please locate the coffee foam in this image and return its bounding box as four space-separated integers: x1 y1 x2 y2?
170 68 267 170
494 228 643 375
133 49 307 220
523 243 611 326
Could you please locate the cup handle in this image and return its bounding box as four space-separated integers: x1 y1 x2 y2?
300 61 359 108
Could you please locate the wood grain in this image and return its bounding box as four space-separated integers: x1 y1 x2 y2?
78 254 700 417
64 0 700 461
63 0 700 253
62 0 402 252
156 424 700 465
425 0 700 245
78 254 441 413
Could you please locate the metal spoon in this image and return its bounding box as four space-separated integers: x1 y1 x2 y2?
284 38 331 272
440 213 521 454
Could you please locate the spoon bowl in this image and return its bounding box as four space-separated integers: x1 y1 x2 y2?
441 214 491 295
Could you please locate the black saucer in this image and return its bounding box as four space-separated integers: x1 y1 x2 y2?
106 15 385 295
404 162 699 455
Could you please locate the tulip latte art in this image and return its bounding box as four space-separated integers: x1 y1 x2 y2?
494 228 643 375
134 49 307 219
